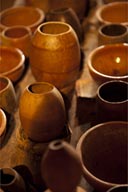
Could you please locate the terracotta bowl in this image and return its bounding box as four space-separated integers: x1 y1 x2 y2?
0 6 45 33
96 2 128 26
87 43 128 84
0 46 25 83
0 108 7 144
76 121 128 192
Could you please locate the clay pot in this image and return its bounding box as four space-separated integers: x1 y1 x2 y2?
96 80 128 123
0 46 25 83
19 81 66 142
46 7 83 42
0 167 26 192
76 121 128 192
25 0 89 22
0 6 45 33
0 108 7 145
98 23 128 46
106 185 128 192
87 43 128 85
96 2 128 26
0 76 17 115
30 21 81 90
41 140 83 192
1 26 32 57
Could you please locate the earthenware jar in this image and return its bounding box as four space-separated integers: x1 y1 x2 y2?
25 0 89 21
0 76 17 115
46 7 83 42
1 26 32 57
19 81 66 142
0 167 26 192
41 140 83 192
29 21 81 90
96 80 128 123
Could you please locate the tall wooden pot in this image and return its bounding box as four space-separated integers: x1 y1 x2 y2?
29 21 81 91
19 81 66 142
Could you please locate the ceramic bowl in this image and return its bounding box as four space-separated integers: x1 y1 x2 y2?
0 6 45 33
87 43 128 84
96 2 128 26
0 46 25 83
1 25 32 57
0 108 7 144
106 184 128 192
76 121 128 192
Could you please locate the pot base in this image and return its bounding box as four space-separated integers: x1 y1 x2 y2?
16 123 72 155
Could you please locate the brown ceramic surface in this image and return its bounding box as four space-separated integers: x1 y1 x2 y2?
96 2 128 26
76 121 128 192
1 26 32 57
0 6 45 32
0 76 17 114
0 46 25 83
0 108 7 143
87 43 128 84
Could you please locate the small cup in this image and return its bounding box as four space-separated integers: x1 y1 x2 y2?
107 185 128 192
1 26 32 57
98 23 128 46
0 76 17 115
96 80 128 123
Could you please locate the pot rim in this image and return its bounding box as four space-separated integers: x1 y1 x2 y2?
0 46 25 76
0 6 45 30
76 121 128 187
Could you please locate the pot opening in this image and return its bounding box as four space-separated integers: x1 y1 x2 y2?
29 83 53 94
0 170 14 184
101 24 127 36
50 140 63 150
99 81 128 102
40 23 69 35
4 27 28 38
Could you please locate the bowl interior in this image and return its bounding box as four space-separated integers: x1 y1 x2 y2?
91 44 128 77
81 122 127 184
99 3 128 23
1 7 42 27
0 47 22 73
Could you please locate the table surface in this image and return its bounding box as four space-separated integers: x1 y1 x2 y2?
0 0 105 191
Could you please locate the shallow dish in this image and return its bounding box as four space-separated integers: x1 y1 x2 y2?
0 46 25 83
